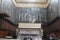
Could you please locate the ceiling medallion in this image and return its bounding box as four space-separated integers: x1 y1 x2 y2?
13 0 50 8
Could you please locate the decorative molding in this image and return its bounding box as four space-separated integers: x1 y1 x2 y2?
15 0 48 4
18 23 41 28
13 0 50 8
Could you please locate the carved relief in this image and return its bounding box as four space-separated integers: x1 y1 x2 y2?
15 8 47 23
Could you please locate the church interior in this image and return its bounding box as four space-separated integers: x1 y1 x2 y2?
0 0 60 40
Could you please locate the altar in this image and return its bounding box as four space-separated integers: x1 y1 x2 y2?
17 23 43 40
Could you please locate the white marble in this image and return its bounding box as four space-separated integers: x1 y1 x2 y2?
17 29 43 40
17 23 43 40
